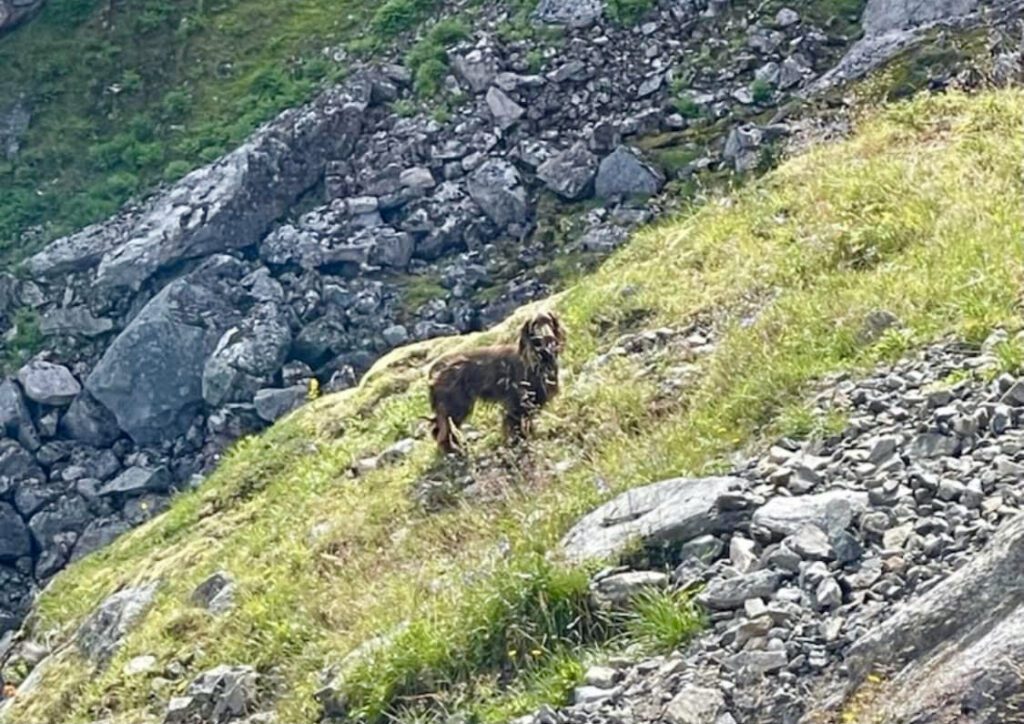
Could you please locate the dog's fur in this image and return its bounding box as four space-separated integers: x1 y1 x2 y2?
428 312 566 454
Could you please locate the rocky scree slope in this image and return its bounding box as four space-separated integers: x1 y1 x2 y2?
0 85 1021 723
1 0 1022 645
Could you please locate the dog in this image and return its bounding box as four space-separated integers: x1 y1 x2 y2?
428 312 566 454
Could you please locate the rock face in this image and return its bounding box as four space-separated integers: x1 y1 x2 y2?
85 257 248 443
537 143 599 201
560 476 743 563
76 582 159 665
26 83 367 290
808 0 986 93
843 513 1024 722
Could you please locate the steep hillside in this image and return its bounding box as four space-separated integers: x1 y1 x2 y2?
1 87 1021 724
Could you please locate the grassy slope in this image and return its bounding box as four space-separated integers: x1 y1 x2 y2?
3 88 1023 724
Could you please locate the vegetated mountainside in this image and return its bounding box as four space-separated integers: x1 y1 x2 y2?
0 85 1021 724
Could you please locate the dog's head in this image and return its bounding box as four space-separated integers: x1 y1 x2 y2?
518 312 566 367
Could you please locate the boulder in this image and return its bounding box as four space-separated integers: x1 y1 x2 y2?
29 494 92 578
594 146 665 200
560 476 744 564
751 490 868 537
202 304 292 407
0 503 30 561
39 307 115 338
467 160 529 230
533 0 604 27
16 360 81 406
253 387 306 423
59 392 121 447
0 379 40 451
452 50 498 93
0 566 32 635
164 665 258 724
98 466 172 497
27 79 369 290
665 685 726 724
485 86 526 130
85 257 247 444
537 143 599 201
76 581 160 664
72 518 132 562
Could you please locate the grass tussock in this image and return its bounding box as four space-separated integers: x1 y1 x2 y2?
4 89 1023 724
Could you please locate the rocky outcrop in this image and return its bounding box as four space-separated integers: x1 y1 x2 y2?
807 0 1010 94
26 83 368 290
76 581 159 665
560 476 743 564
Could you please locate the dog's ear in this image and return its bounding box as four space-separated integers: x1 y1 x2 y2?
518 318 537 362
547 312 566 352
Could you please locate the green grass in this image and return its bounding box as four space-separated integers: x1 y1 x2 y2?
0 0 456 266
605 0 655 26
4 89 1023 724
623 589 704 653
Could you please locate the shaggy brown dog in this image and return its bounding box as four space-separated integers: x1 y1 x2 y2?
428 312 566 454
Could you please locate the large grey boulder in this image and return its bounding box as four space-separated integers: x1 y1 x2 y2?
485 86 525 130
594 146 665 200
98 466 171 497
76 581 160 665
560 476 744 564
751 490 868 537
39 306 115 338
16 360 81 406
467 160 529 230
26 79 370 291
840 513 1024 722
85 256 247 443
0 503 31 560
533 0 604 27
537 143 599 201
253 387 306 423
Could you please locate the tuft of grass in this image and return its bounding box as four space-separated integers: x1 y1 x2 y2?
605 0 654 26
406 17 471 98
624 588 704 653
2 307 42 371
770 401 848 442
751 77 774 105
4 90 1023 724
